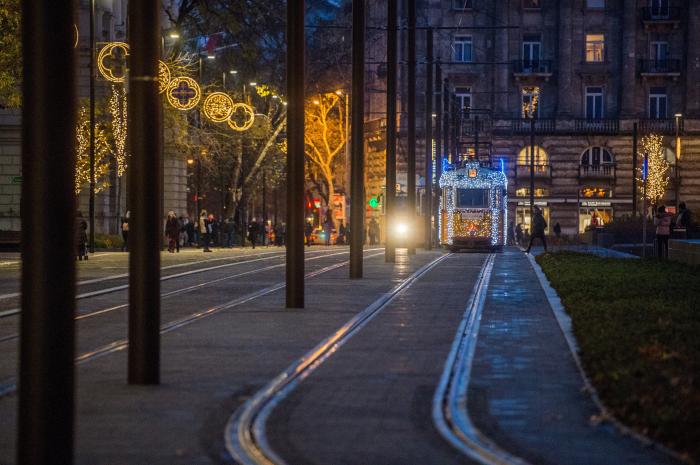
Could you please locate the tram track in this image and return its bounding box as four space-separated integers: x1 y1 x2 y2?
0 249 335 319
225 252 452 465
432 253 530 465
0 248 385 399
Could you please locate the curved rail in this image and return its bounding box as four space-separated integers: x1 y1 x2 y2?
225 253 451 465
432 253 531 465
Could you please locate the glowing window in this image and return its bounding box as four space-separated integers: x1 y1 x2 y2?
517 145 548 165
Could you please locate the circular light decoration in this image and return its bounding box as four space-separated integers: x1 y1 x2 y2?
97 42 130 83
158 60 171 94
166 76 201 111
227 103 255 131
202 92 234 122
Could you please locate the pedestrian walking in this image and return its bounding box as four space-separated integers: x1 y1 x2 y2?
305 221 313 247
553 222 562 248
121 211 129 252
76 211 88 260
654 205 672 259
674 202 693 239
165 211 181 253
323 215 333 246
507 220 515 246
248 218 259 249
515 223 523 247
337 220 346 245
525 206 547 254
199 210 212 252
368 217 380 245
186 218 195 246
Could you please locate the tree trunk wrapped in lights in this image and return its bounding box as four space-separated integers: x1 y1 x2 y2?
75 106 111 195
639 133 670 207
304 92 347 227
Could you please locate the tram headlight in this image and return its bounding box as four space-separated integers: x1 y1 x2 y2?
395 222 409 237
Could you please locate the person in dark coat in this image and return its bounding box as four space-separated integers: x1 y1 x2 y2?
248 218 259 249
76 211 88 260
525 206 547 253
121 211 129 252
165 211 181 253
304 221 314 247
674 202 693 239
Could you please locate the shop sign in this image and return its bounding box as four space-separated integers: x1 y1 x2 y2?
517 200 548 206
580 200 611 207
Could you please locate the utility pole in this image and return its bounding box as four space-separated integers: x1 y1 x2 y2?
287 0 305 306
19 1 77 462
350 0 366 278
128 0 162 385
424 28 433 250
642 152 648 258
674 113 682 209
385 0 397 263
434 63 442 248
443 79 450 163
407 0 416 255
632 122 638 217
89 0 96 253
529 117 535 225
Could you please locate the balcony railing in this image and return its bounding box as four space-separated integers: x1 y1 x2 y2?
461 118 491 136
639 118 684 134
641 6 682 22
640 59 682 75
579 164 615 179
516 164 551 178
512 59 553 75
510 118 556 134
574 119 619 134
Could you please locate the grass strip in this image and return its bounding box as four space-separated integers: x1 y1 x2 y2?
536 252 699 463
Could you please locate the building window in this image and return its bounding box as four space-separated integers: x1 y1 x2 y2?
455 87 472 110
522 0 541 8
585 34 605 62
453 0 473 10
580 147 614 166
521 87 540 118
453 36 473 62
585 87 604 119
522 35 541 70
579 207 612 233
581 187 613 198
517 145 548 166
586 0 605 8
649 87 667 119
650 0 670 18
516 187 549 197
651 41 669 62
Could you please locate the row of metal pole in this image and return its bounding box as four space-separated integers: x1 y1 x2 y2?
17 0 462 462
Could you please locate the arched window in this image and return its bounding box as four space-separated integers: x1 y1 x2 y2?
580 146 613 166
517 145 548 165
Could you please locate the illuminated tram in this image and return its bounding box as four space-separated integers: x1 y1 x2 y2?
438 160 508 251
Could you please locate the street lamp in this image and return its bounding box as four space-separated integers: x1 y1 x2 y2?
674 113 682 209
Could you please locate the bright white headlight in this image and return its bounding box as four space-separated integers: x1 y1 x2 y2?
395 223 408 236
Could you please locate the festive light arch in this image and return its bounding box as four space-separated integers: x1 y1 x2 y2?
203 92 234 122
166 76 201 111
97 42 130 83
158 61 171 94
227 103 255 131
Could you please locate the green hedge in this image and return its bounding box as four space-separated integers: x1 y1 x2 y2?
537 252 700 462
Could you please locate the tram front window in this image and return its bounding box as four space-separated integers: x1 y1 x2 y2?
456 189 489 208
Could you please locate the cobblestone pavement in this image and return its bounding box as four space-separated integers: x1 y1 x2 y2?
467 248 680 465
265 253 486 465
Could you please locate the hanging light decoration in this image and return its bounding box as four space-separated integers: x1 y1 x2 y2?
97 42 130 83
202 92 235 122
166 76 201 111
226 102 255 131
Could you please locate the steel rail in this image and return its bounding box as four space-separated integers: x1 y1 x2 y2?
0 249 385 398
0 250 364 345
0 249 339 318
225 252 452 465
432 254 531 465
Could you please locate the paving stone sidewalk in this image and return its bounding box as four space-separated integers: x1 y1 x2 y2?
467 248 680 465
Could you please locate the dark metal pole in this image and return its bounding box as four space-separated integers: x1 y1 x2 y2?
287 0 305 306
18 0 76 462
350 0 366 278
674 114 680 209
262 170 267 225
407 0 416 255
474 115 479 160
128 0 162 385
424 28 433 250
89 0 96 253
529 118 535 223
385 0 397 263
434 63 442 247
632 122 638 217
443 79 450 163
451 94 458 162
642 152 648 258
